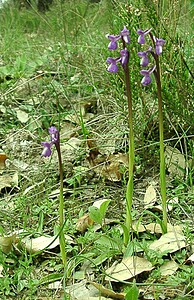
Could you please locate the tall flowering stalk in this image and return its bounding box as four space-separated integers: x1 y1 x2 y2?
41 126 67 265
106 26 134 244
137 29 167 233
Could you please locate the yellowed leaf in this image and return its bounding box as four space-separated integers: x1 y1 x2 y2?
105 256 154 281
160 261 179 276
165 146 185 178
90 281 125 299
76 214 94 233
149 232 186 253
0 233 16 253
0 172 18 191
16 109 29 123
144 184 157 207
94 153 128 181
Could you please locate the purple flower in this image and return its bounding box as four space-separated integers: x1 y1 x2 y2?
137 28 152 44
41 126 60 157
137 47 152 67
155 38 165 55
106 34 121 50
120 48 129 66
106 57 121 73
41 142 52 157
120 26 130 44
49 126 59 143
140 65 156 86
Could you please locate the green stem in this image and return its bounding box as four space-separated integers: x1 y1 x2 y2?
56 142 67 265
124 63 134 244
154 55 168 234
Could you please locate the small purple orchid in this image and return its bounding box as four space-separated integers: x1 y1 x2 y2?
120 26 130 44
106 57 121 73
120 48 129 66
41 126 59 157
140 65 156 86
137 28 152 44
106 34 121 50
41 142 52 157
106 26 130 73
137 47 152 67
49 126 59 143
155 38 166 55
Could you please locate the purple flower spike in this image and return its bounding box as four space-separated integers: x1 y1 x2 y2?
137 47 152 67
155 38 165 55
137 28 152 44
120 26 130 44
140 65 156 86
106 57 121 73
41 142 52 157
120 48 129 66
106 34 121 50
49 126 59 143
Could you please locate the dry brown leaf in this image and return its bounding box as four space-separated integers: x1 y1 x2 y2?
160 260 179 276
93 153 128 181
0 172 18 191
149 232 186 253
165 146 185 178
0 153 8 170
155 197 179 212
90 282 125 299
76 214 94 233
144 184 157 207
0 233 16 254
145 223 183 234
21 234 74 254
105 256 154 282
65 280 112 300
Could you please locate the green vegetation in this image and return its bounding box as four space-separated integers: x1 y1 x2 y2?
0 0 193 299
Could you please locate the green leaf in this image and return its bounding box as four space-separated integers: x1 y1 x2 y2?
89 206 102 225
125 282 139 300
99 199 111 218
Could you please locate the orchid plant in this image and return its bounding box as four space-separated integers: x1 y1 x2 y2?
137 29 167 233
106 26 167 238
106 26 134 244
41 126 67 265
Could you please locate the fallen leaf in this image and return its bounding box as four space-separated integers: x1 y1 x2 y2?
65 280 111 300
21 234 74 254
0 153 8 170
90 281 125 299
0 233 16 253
149 232 186 253
93 153 128 181
144 184 157 207
105 256 154 282
16 109 29 123
145 223 183 234
76 214 94 233
0 172 19 192
160 260 179 276
165 146 185 178
0 265 3 277
186 253 194 263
